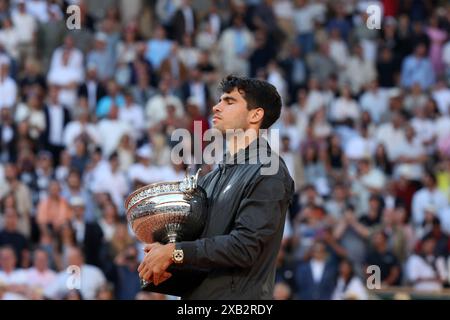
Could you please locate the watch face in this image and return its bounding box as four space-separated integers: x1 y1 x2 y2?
174 250 184 262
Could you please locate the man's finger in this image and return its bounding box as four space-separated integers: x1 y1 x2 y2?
144 243 159 253
140 267 153 282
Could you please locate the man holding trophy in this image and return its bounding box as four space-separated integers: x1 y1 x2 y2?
129 75 294 299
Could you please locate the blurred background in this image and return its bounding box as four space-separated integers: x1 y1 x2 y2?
1 0 450 300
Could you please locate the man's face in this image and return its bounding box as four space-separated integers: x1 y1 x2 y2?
4 209 18 231
49 181 61 197
4 164 17 181
212 88 252 133
72 205 85 220
67 248 83 267
0 248 16 271
34 250 49 271
68 173 81 189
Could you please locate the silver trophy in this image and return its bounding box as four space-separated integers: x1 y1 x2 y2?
125 168 208 288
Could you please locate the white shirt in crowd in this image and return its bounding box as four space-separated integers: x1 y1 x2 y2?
0 27 20 59
293 3 316 34
310 259 326 283
411 117 435 148
330 97 360 122
359 89 389 124
332 276 368 300
63 120 101 150
91 163 129 213
26 267 57 292
305 89 328 116
329 39 349 68
393 137 426 180
127 162 162 185
188 82 207 114
406 254 448 292
118 103 146 140
47 48 85 108
43 264 106 300
0 269 28 286
432 87 450 115
12 9 37 44
145 94 184 128
411 187 448 226
26 0 49 23
96 119 132 158
98 219 116 242
435 116 450 144
376 123 406 161
344 134 376 160
0 76 17 109
48 105 64 146
182 6 195 35
0 269 28 300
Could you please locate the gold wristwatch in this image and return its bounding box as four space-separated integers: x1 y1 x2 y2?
172 248 184 264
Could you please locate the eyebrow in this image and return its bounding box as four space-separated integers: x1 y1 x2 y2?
219 95 237 103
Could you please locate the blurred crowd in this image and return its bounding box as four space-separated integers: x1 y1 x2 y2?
2 0 450 300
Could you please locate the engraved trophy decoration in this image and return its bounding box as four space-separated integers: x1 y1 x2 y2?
125 168 208 288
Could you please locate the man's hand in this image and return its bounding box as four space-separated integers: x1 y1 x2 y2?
138 243 175 286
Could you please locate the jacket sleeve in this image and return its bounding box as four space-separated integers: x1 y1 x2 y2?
178 175 289 269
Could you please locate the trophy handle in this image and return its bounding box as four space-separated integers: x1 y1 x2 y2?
192 168 202 189
182 167 202 191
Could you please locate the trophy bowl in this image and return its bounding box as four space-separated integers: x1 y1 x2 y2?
125 169 208 245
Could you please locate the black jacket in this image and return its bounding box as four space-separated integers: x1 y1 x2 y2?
41 105 71 147
149 138 294 299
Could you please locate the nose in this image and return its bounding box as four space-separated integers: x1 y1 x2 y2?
212 102 222 114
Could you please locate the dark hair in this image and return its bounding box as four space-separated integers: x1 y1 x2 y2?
219 75 282 129
339 258 355 289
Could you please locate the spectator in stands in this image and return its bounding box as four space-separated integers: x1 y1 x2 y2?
26 248 56 297
218 14 254 77
111 244 141 300
145 25 173 70
145 76 184 129
0 208 29 268
0 58 17 110
36 180 72 233
412 171 448 229
86 33 114 83
0 17 19 63
41 85 71 163
294 240 338 300
11 0 37 64
44 246 106 300
47 35 84 109
0 245 28 299
0 163 32 236
406 234 448 292
365 230 402 287
401 43 435 90
68 196 104 268
332 258 368 300
78 64 107 113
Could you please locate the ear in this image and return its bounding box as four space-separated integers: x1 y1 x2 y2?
248 108 264 126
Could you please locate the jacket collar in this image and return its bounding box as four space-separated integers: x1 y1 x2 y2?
220 136 272 168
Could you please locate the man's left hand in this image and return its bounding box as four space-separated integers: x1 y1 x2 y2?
138 243 175 286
